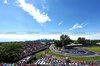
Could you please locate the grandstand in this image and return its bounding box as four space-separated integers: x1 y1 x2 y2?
16 42 47 64
18 42 47 58
0 41 47 65
1 41 100 66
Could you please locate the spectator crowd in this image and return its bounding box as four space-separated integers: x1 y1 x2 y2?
17 55 36 64
18 42 46 58
35 56 100 66
0 42 47 66
0 42 100 66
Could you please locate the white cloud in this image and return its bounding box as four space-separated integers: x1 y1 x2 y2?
69 35 90 40
4 0 7 4
58 22 62 25
17 0 51 23
94 32 100 36
39 35 60 40
0 34 60 42
43 6 46 9
0 34 100 42
69 22 88 30
69 33 100 40
0 34 33 40
42 0 46 3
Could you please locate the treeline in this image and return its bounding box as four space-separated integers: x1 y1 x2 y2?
54 35 72 48
0 42 24 63
54 34 100 48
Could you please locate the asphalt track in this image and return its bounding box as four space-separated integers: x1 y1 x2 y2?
50 44 100 57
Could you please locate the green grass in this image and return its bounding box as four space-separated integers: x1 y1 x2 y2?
48 46 100 61
36 50 46 59
31 50 46 63
31 60 37 63
48 48 66 58
54 44 57 50
84 47 100 52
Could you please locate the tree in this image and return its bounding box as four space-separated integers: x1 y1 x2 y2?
73 41 79 44
77 37 81 44
0 42 24 63
54 41 62 47
0 43 2 45
45 41 50 45
60 34 71 48
85 39 91 44
77 37 86 45
91 40 100 45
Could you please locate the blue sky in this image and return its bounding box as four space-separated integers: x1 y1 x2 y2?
0 0 100 41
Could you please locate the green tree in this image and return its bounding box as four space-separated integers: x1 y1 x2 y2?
85 39 91 44
77 37 86 45
45 41 50 45
0 42 24 62
73 41 79 44
54 41 62 47
60 34 71 48
0 43 2 45
91 40 99 45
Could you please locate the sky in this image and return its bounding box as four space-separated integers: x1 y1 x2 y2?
0 0 100 42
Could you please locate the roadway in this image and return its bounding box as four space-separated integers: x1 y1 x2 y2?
50 44 100 57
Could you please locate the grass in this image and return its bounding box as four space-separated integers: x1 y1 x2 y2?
83 47 100 52
54 44 57 50
35 50 46 59
31 60 37 63
31 50 46 63
48 46 100 61
48 48 66 58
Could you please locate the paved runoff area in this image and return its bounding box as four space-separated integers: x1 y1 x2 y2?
50 44 100 57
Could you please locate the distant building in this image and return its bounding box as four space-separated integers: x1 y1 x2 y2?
96 43 100 46
66 44 82 47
